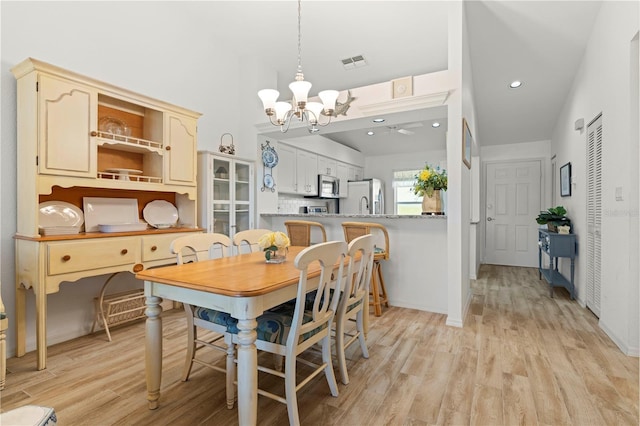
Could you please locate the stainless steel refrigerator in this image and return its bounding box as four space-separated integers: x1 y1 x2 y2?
341 179 384 214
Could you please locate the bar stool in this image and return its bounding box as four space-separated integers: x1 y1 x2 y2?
342 222 390 316
284 220 327 246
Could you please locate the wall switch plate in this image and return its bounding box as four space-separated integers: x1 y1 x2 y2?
615 186 623 201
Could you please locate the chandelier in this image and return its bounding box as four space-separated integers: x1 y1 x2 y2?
258 0 339 133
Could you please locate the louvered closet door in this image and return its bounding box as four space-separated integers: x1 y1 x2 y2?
586 114 602 317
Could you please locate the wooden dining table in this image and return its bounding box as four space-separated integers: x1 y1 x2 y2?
135 245 348 426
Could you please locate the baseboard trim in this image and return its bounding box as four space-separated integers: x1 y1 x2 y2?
599 320 640 357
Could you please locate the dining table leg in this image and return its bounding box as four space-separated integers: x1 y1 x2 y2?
236 317 258 426
145 293 163 409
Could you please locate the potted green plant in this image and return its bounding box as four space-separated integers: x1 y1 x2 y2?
536 206 571 232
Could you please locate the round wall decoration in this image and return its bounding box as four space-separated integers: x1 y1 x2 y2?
260 141 277 192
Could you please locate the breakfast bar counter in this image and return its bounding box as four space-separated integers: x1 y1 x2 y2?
260 213 448 314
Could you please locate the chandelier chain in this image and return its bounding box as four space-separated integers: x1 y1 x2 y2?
297 0 302 75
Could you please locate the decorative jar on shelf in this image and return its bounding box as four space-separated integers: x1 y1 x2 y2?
421 190 442 214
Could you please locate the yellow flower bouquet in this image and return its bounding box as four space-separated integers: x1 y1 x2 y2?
258 231 291 262
413 164 448 198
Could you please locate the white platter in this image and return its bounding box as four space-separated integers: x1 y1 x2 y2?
98 222 148 233
83 197 139 233
39 201 84 228
143 200 179 227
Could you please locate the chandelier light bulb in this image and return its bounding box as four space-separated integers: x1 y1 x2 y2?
305 102 324 124
289 80 312 107
258 89 279 113
274 102 293 123
318 90 339 114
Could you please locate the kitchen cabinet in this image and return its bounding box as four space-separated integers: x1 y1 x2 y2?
12 57 202 370
336 162 349 198
37 74 97 178
318 155 337 177
348 165 364 182
538 229 576 299
197 152 254 240
277 143 297 194
296 150 318 195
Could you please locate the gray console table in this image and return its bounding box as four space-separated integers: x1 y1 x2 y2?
538 229 577 299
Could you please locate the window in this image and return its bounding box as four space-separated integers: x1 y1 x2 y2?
393 170 422 215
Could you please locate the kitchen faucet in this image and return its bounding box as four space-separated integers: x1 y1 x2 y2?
359 196 369 214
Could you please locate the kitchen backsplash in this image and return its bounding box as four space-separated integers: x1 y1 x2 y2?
277 195 337 214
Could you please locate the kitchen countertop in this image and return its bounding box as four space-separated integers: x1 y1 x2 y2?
260 213 446 219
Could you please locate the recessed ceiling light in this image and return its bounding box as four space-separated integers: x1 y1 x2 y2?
432 122 441 128
367 131 375 136
509 80 523 89
372 118 385 123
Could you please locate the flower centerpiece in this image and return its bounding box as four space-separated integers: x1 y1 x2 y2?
258 231 291 263
413 163 448 213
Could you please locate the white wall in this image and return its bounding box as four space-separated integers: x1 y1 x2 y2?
550 1 639 355
0 2 258 356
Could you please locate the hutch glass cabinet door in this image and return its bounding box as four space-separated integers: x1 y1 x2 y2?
198 152 254 239
234 160 252 233
212 157 232 235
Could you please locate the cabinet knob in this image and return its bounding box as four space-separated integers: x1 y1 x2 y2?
165 145 172 151
121 249 128 255
90 131 98 137
62 254 71 262
133 264 144 273
151 245 158 252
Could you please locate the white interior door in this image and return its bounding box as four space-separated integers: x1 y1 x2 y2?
485 160 542 267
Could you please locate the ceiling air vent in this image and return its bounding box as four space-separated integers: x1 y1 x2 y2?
341 55 367 70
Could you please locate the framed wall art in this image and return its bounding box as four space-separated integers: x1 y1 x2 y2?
462 118 472 169
560 162 572 197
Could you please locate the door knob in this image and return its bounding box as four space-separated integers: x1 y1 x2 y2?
487 217 495 221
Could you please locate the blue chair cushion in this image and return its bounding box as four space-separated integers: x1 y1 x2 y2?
195 301 329 345
193 307 237 329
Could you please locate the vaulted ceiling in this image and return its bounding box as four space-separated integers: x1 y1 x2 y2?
187 1 601 155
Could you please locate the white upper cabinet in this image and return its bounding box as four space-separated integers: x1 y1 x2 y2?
37 74 97 178
317 155 337 177
336 161 349 198
277 143 297 194
11 57 201 238
164 113 197 186
296 150 318 195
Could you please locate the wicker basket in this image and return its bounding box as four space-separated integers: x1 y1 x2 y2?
93 289 146 341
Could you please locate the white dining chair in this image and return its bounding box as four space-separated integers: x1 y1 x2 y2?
170 233 235 409
228 241 348 425
334 234 374 385
232 228 271 254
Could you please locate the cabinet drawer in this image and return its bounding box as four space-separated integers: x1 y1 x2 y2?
142 233 185 262
47 238 139 275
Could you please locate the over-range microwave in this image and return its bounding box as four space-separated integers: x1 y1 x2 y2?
317 174 340 198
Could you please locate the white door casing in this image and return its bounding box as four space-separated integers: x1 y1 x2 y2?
485 160 542 267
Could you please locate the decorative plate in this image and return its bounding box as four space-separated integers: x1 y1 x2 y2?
39 201 84 228
263 174 275 189
98 116 125 135
262 146 278 168
143 200 179 227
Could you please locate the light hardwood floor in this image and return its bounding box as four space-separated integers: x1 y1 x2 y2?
1 265 638 425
